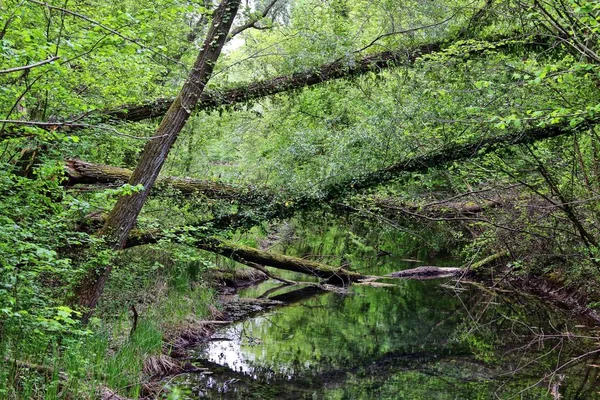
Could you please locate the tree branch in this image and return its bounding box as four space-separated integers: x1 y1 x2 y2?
228 0 280 38
25 0 185 67
0 56 60 74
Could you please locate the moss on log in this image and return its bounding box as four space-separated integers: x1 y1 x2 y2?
205 119 596 231
125 231 364 283
387 266 463 279
64 159 268 204
103 35 546 123
197 238 364 283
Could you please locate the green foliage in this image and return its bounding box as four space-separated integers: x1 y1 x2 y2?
0 160 89 336
2 0 600 396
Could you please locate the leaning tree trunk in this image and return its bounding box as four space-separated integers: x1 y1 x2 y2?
74 0 242 313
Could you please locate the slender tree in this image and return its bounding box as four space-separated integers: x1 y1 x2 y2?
74 0 242 312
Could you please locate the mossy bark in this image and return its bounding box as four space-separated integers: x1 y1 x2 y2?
64 159 267 204
102 34 550 123
125 231 364 283
73 0 242 314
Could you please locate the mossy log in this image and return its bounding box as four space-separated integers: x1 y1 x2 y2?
104 42 442 122
69 119 598 237
197 238 364 283
0 35 552 140
125 232 364 283
468 251 509 270
205 120 596 231
125 230 462 283
64 159 268 204
103 34 547 123
387 266 463 279
66 118 596 240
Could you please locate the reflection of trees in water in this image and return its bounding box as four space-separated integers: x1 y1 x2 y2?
450 280 600 398
198 268 600 398
201 217 600 398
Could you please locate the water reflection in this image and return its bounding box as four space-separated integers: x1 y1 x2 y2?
180 218 600 399
185 278 600 399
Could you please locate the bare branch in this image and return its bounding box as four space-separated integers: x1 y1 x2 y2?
341 12 459 60
0 57 59 74
229 0 280 39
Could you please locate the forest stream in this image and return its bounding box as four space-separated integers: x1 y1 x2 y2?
170 251 600 399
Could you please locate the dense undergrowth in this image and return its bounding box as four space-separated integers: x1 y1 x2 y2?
0 200 219 399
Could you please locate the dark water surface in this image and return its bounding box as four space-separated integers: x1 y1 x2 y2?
176 271 600 399
175 221 600 398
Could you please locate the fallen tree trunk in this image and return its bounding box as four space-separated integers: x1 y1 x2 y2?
104 42 443 122
64 159 501 215
123 228 473 284
124 230 467 283
125 231 364 283
63 159 268 204
197 238 364 283
203 119 597 232
66 119 596 236
387 266 463 279
0 35 554 140
0 36 555 141
103 35 546 123
67 119 596 235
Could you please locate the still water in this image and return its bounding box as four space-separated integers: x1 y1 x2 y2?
176 274 600 399
178 222 600 398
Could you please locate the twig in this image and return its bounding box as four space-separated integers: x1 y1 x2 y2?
25 0 185 68
0 56 60 74
335 12 459 62
228 0 280 38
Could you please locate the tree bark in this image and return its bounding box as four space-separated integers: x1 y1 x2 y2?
195 238 364 283
68 119 598 235
124 231 364 283
104 34 548 123
104 42 443 122
0 35 550 139
73 0 242 313
203 119 598 232
64 158 268 204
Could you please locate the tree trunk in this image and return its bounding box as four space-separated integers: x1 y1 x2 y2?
124 231 364 283
64 158 267 204
0 35 551 140
104 42 442 122
195 238 364 283
203 119 598 232
67 120 597 236
74 0 242 313
103 35 547 123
